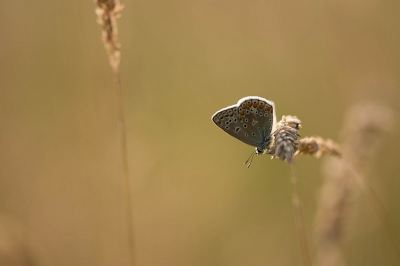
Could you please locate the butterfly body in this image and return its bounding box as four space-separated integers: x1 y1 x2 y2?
211 96 276 155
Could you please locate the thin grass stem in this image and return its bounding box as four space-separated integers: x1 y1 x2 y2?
94 1 135 265
290 163 312 266
114 70 135 266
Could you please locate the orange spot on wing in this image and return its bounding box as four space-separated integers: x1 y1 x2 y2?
253 102 258 107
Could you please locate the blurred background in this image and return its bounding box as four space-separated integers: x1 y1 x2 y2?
0 1 399 265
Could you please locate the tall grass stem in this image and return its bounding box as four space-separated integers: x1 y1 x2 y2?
114 70 135 266
290 164 312 266
94 1 135 265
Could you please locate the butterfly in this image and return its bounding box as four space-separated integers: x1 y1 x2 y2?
211 96 276 166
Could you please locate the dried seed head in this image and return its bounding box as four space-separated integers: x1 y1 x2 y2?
270 116 301 163
296 137 342 158
95 0 124 72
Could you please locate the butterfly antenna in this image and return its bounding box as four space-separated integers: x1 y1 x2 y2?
244 151 256 168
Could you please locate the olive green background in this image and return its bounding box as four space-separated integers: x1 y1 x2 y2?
0 1 399 265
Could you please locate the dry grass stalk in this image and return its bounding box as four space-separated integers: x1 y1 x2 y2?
94 2 136 266
313 102 396 266
268 115 344 266
95 0 124 73
268 116 312 265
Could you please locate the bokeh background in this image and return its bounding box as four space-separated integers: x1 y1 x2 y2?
1 1 400 265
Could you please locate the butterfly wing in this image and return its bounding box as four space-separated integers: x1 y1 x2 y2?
237 96 276 139
211 96 276 149
212 104 262 147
